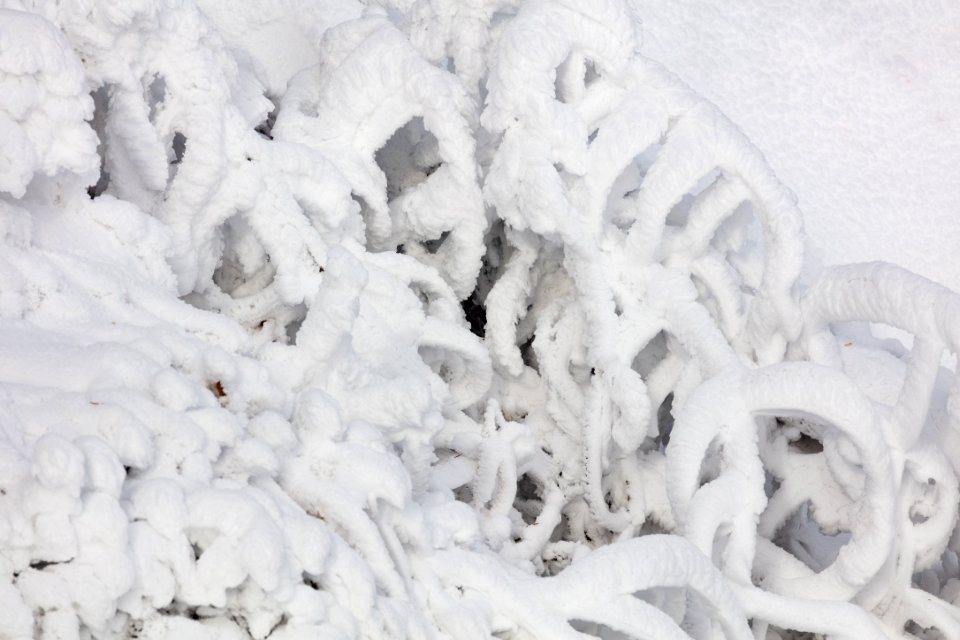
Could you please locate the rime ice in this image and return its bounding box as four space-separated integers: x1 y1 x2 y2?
0 1 957 639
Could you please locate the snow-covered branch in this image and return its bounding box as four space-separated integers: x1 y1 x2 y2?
1 1 958 639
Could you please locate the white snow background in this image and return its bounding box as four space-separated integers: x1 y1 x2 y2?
639 0 960 290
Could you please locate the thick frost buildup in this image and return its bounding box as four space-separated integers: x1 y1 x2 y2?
0 9 98 197
0 0 957 639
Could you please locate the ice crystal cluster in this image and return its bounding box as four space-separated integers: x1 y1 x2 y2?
1 1 959 639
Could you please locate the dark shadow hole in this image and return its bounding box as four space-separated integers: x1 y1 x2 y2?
423 230 450 255
255 95 279 140
375 117 439 202
146 74 166 122
656 392 674 447
172 131 187 164
87 86 111 198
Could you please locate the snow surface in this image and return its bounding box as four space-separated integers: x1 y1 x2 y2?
638 0 960 291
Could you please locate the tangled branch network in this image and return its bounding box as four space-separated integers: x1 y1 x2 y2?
0 0 958 638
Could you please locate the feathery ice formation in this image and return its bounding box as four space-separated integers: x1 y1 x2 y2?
0 1 958 639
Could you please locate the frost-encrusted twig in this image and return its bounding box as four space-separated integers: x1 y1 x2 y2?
476 0 805 570
430 535 752 639
2 1 960 639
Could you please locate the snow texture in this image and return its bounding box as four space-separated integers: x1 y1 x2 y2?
636 0 960 293
0 1 957 639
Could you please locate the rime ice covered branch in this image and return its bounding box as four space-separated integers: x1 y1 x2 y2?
0 1 958 639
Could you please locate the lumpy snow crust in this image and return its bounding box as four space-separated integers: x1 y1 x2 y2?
0 1 957 639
